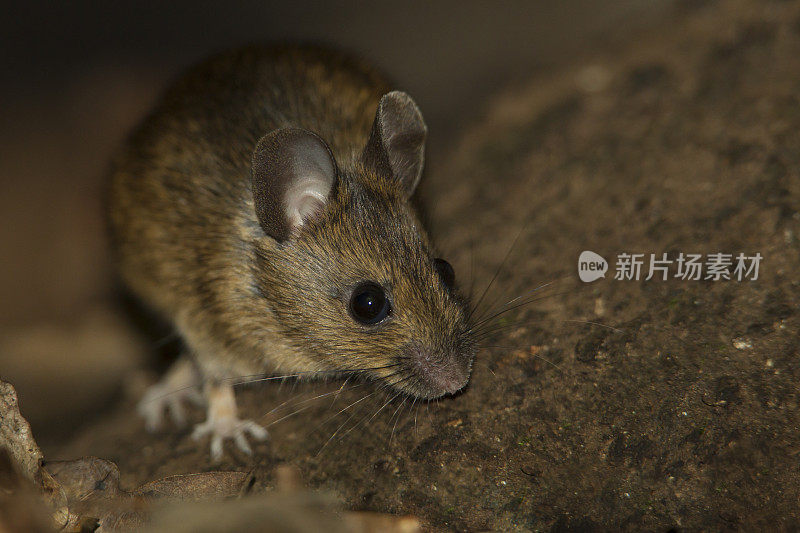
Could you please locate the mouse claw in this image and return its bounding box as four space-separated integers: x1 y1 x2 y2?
138 380 203 432
191 381 268 461
191 416 268 461
137 358 204 432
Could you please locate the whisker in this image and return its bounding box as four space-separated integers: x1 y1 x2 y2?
264 403 315 427
137 371 321 407
473 272 561 329
472 359 499 379
315 391 377 455
330 375 352 408
471 314 624 344
562 319 625 334
229 363 402 388
312 390 377 440
342 390 402 438
384 373 416 391
139 367 382 407
264 384 364 419
469 218 530 323
470 277 569 330
389 397 408 445
469 290 574 336
468 233 477 304
413 399 420 436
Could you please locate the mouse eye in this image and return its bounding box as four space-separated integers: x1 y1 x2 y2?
349 282 391 325
434 258 455 289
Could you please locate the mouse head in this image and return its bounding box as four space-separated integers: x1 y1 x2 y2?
251 91 475 399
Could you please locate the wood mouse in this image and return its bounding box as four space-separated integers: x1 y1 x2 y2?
108 45 475 460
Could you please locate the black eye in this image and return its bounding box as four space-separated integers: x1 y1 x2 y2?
434 258 455 289
349 282 391 325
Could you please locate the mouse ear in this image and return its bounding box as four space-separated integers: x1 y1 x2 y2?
361 91 428 198
251 128 337 242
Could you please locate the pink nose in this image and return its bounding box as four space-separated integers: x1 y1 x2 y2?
412 349 470 396
427 363 469 395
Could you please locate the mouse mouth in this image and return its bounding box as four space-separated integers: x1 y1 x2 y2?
399 343 473 399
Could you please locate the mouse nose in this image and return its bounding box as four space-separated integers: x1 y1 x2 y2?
409 346 471 396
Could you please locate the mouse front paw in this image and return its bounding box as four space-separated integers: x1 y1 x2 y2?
137 358 204 432
191 416 268 461
191 381 268 461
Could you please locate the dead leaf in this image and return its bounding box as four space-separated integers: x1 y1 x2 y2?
0 380 43 481
45 457 121 502
134 471 254 502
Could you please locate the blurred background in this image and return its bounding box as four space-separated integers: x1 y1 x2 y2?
0 1 675 441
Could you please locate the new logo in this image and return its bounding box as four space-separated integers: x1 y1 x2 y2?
578 250 608 282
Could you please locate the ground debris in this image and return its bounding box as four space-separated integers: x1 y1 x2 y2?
0 382 421 532
0 380 43 481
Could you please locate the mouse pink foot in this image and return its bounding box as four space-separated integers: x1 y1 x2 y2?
137 357 203 431
191 381 268 461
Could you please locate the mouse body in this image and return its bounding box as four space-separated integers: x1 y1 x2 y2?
108 45 475 459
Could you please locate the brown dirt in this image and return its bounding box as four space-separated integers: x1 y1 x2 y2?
41 0 800 530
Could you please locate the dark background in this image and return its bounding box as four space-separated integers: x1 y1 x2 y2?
2 1 670 145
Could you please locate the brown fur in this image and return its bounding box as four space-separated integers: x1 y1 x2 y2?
108 45 474 399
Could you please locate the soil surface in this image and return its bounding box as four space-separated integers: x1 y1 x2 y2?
45 1 800 530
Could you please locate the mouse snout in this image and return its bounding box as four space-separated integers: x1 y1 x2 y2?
408 344 471 398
